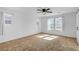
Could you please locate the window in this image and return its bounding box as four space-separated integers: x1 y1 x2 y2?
48 18 54 30
55 17 63 31
48 17 63 31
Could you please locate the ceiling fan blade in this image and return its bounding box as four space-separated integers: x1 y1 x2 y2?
37 9 42 11
47 8 50 10
47 11 52 13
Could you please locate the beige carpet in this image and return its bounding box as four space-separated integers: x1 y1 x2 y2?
0 33 79 51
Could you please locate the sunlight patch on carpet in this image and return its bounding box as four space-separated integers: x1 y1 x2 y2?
43 36 59 40
35 34 50 38
35 34 59 40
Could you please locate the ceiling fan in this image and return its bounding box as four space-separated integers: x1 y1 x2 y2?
37 8 52 15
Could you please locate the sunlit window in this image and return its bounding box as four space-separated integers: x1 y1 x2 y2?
48 18 54 30
48 17 63 31
55 17 63 31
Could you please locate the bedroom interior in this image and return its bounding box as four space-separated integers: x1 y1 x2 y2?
0 7 79 51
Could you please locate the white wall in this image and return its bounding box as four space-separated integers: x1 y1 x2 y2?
41 12 76 38
0 12 3 35
76 10 79 44
0 7 39 43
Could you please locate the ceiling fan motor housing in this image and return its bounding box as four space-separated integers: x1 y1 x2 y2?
42 9 47 12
